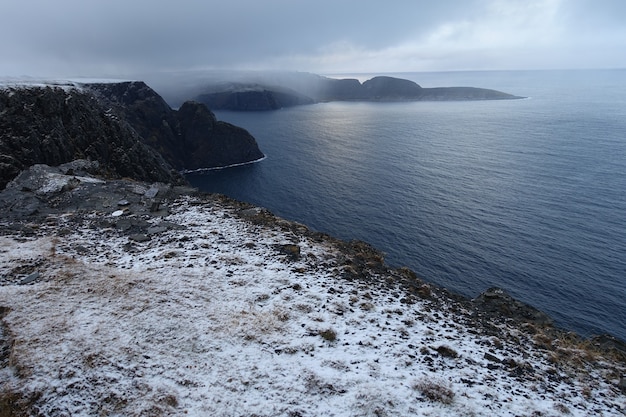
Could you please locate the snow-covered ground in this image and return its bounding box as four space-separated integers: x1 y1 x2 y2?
0 77 129 88
1 194 624 416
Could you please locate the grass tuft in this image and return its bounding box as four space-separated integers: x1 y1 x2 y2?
413 379 455 405
319 328 337 342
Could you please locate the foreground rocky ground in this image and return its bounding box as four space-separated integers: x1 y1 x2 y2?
0 164 625 416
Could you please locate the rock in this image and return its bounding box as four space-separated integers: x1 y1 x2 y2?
0 81 266 189
0 84 183 189
147 226 168 235
590 334 626 356
619 376 626 393
129 234 150 242
278 244 301 260
88 82 264 172
117 199 130 207
19 272 40 285
175 101 264 170
144 186 159 199
484 352 501 363
473 287 553 327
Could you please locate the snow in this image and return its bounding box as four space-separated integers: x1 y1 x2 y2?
0 77 131 92
0 195 624 416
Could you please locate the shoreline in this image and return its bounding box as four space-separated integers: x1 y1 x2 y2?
180 155 267 174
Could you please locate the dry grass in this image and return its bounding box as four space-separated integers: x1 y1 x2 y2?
413 379 455 405
319 328 337 342
0 390 39 417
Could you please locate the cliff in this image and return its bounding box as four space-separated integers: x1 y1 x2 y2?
87 81 264 170
0 81 264 188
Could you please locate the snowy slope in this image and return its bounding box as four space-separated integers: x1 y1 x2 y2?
0 193 624 416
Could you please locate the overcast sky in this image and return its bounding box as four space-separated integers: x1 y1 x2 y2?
1 0 625 77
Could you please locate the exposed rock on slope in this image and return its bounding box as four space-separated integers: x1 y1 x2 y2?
0 81 264 189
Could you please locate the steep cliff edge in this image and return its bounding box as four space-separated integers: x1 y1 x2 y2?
0 81 265 189
0 83 180 189
87 81 264 170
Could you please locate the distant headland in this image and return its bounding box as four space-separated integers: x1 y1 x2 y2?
189 73 524 111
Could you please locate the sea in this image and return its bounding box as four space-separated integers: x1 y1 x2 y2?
186 70 626 342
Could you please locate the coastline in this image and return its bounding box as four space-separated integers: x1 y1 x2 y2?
1 165 624 415
180 155 267 174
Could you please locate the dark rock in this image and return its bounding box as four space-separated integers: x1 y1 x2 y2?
435 345 459 358
278 244 301 260
484 352 501 363
0 84 182 189
175 101 264 170
129 234 150 242
147 226 168 235
0 163 196 223
619 376 626 393
0 81 265 189
88 82 264 172
115 219 133 231
473 287 553 327
590 334 626 356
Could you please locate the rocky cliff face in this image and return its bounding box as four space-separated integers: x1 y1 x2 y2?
0 81 265 189
0 84 180 189
176 101 264 168
85 81 264 170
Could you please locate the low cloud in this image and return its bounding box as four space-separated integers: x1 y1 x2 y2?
1 0 624 77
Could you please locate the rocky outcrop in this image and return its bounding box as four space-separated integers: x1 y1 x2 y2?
86 81 264 170
0 84 181 189
472 287 553 326
0 81 265 189
176 101 264 169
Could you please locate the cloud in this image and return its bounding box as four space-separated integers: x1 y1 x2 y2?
0 0 625 77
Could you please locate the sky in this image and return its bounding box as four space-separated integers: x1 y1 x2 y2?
1 0 625 77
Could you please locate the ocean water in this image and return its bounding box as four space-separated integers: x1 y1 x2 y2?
187 70 626 341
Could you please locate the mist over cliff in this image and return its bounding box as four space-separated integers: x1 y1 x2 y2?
139 70 523 111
